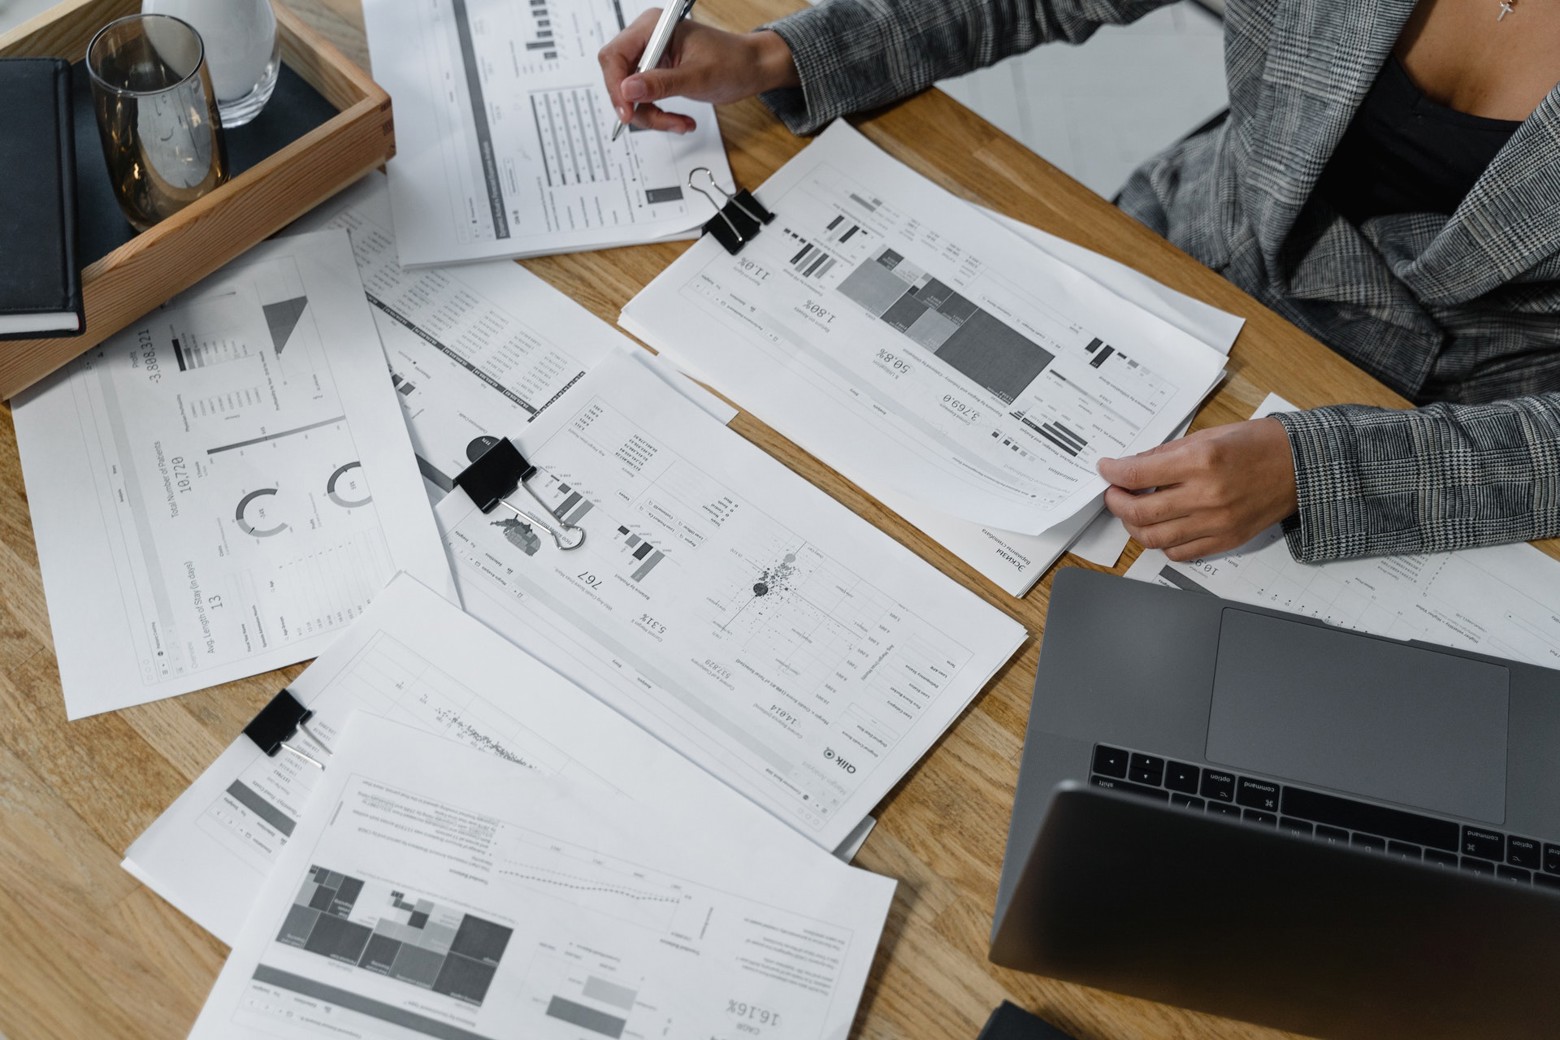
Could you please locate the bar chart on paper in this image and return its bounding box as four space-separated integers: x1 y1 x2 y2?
615 525 664 582
366 0 729 263
520 953 668 1039
522 0 559 63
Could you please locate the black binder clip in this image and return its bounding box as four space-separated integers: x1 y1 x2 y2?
244 688 334 770
689 166 774 254
452 437 586 550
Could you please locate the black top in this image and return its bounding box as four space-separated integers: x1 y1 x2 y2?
1316 55 1522 224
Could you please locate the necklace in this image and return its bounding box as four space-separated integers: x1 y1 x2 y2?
1498 0 1515 19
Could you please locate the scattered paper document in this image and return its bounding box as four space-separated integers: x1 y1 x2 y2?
12 231 452 719
622 121 1227 536
437 353 1027 850
126 573 867 944
1127 394 1560 668
189 713 895 1040
287 172 732 504
364 0 731 265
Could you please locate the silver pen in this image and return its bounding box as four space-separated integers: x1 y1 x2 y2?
610 0 698 142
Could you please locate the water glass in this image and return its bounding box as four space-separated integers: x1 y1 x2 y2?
142 0 281 127
86 13 229 232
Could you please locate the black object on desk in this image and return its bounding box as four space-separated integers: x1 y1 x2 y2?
243 688 334 770
977 1002 1079 1040
453 438 587 550
688 166 774 254
990 568 1560 1040
0 57 83 339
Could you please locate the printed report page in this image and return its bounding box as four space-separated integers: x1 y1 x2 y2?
622 121 1227 535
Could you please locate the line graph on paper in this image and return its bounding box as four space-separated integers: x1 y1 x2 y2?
495 827 710 935
325 632 581 769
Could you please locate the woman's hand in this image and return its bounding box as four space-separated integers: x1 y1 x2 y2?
598 12 800 133
1098 418 1299 561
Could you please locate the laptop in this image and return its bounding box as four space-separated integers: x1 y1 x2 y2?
991 568 1560 1040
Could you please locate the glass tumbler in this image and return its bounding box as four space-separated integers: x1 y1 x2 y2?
141 0 280 127
86 14 229 232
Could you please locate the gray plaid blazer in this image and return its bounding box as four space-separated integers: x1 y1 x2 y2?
761 0 1560 561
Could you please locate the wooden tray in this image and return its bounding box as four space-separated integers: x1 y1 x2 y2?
0 0 394 399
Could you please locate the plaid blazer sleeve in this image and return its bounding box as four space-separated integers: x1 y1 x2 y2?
1273 397 1560 561
757 0 1176 135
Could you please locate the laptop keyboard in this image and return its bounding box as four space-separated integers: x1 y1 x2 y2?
1090 743 1560 890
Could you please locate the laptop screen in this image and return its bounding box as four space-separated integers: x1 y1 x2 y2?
1205 608 1510 822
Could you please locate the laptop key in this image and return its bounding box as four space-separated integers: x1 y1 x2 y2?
1498 865 1532 884
1461 857 1496 875
1462 827 1505 861
1200 769 1236 802
1128 753 1165 786
1388 841 1421 860
1164 760 1200 794
1507 836 1540 869
1208 801 1240 818
1235 778 1280 812
1244 809 1277 826
1315 825 1349 844
1092 745 1129 779
1352 834 1386 853
1534 873 1560 892
1282 787 1459 851
1089 775 1168 801
1423 848 1459 868
1546 843 1560 876
1279 818 1312 836
1169 793 1204 811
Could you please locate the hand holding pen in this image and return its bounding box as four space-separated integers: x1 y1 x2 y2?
609 0 696 141
598 6 801 136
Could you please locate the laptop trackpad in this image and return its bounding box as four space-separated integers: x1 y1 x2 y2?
1205 609 1509 823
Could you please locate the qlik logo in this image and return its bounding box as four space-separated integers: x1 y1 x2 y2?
823 747 857 774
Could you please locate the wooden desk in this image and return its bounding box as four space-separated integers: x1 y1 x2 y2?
1 2 1550 1038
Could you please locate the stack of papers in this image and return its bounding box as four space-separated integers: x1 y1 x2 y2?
622 122 1242 594
363 0 733 265
189 712 893 1040
145 579 892 1039
127 576 898 953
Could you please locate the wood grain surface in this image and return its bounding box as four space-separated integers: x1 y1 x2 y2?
1 1 1553 1038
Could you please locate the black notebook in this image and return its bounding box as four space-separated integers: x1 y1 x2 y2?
0 57 83 340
